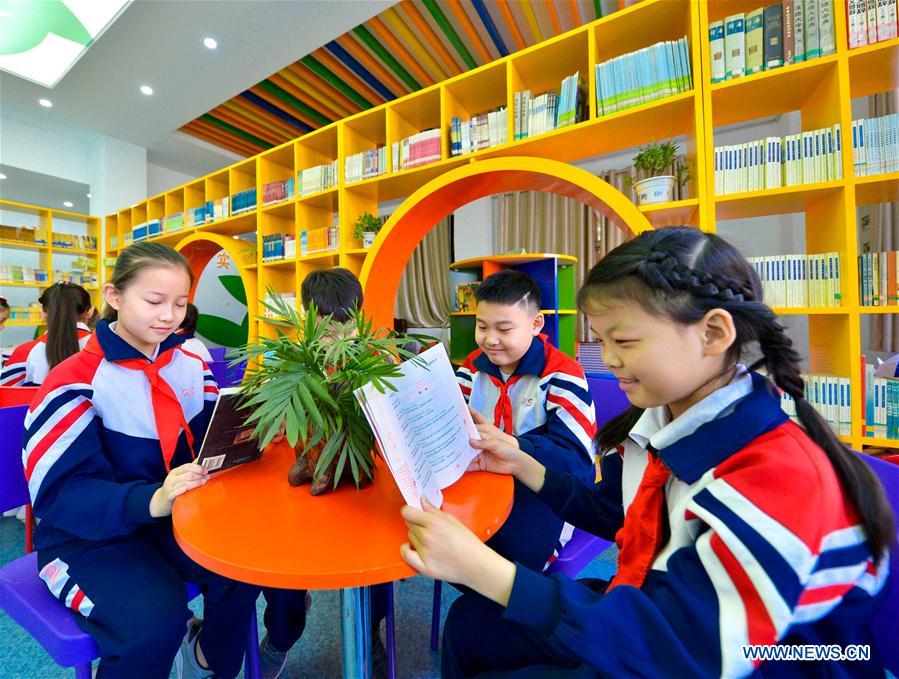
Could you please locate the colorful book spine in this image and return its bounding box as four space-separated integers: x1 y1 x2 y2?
764 3 785 69
724 14 746 79
746 8 765 74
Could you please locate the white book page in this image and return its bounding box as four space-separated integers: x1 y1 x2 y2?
355 344 480 508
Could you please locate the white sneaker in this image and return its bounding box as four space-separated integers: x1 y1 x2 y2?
176 617 214 679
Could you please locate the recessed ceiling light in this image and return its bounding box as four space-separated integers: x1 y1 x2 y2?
0 173 6 180
63 201 74 208
39 98 52 108
204 37 218 49
86 193 92 198
140 85 154 96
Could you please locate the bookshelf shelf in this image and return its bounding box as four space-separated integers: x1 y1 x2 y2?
771 307 848 315
299 251 339 262
52 247 98 256
0 239 45 252
298 187 338 210
261 199 297 218
344 248 371 255
4 320 41 327
710 55 839 127
262 258 297 269
854 172 899 205
0 281 44 288
714 181 845 220
639 198 701 227
861 437 899 448
859 307 899 314
847 37 899 98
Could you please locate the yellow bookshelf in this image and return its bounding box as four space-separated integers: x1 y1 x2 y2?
103 0 892 446
0 200 102 324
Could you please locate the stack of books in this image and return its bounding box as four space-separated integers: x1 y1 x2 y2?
0 265 49 284
7 302 42 322
595 39 691 116
862 359 899 438
299 226 338 256
298 161 338 196
714 124 842 194
392 129 442 172
515 71 586 138
164 213 184 233
345 146 387 183
852 114 899 177
747 253 842 307
204 198 230 223
262 233 296 262
231 188 257 215
450 107 508 156
858 250 899 306
51 233 98 251
848 0 898 47
779 372 850 435
710 0 836 83
263 177 295 206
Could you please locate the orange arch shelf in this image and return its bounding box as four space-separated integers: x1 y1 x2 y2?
174 231 257 313
359 156 652 328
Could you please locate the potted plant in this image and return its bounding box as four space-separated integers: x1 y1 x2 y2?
626 140 692 206
353 211 383 248
234 290 425 494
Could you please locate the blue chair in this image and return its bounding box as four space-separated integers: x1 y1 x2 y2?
0 403 262 678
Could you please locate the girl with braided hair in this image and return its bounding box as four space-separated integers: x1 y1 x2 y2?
400 226 894 678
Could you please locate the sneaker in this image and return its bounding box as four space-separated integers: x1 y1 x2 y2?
258 633 289 679
176 617 214 679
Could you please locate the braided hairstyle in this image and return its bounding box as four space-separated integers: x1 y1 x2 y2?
579 226 894 558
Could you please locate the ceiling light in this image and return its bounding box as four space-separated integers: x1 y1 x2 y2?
140 85 153 95
204 37 218 49
39 98 52 108
0 173 6 180
63 201 74 208
86 193 92 198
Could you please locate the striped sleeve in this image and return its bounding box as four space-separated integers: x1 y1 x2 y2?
201 361 219 401
0 340 35 386
505 433 887 678
455 365 474 404
23 369 161 541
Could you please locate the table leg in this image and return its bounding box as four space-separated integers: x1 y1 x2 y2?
340 586 372 679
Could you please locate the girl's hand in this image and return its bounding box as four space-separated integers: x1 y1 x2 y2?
400 499 494 585
149 463 208 517
401 499 517 605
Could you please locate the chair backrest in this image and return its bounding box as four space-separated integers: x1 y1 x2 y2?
859 453 899 673
208 347 227 362
0 405 30 513
546 528 613 578
207 360 246 389
586 376 631 431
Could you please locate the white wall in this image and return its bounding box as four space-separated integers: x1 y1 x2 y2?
148 163 196 197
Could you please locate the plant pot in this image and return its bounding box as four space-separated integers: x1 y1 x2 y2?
633 175 675 206
289 439 372 494
362 232 376 248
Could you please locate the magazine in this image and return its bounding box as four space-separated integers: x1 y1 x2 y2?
195 387 263 473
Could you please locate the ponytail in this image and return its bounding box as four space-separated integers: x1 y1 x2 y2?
581 226 895 558
40 282 91 368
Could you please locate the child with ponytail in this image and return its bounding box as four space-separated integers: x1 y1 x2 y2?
400 226 894 678
0 282 93 386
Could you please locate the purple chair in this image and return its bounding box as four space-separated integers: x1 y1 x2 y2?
860 453 899 674
0 403 262 678
208 359 247 388
208 347 227 362
545 529 614 578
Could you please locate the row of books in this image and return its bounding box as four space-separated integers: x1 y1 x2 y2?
711 0 835 82
263 177 295 206
0 225 46 246
450 108 508 156
345 146 387 183
595 38 692 115
863 360 899 438
852 114 899 177
576 341 612 376
132 220 162 242
51 233 97 251
0 265 48 284
55 266 98 287
747 253 842 307
779 373 851 435
5 303 42 322
391 129 441 172
455 282 480 312
262 291 296 319
714 125 842 194
858 251 899 306
231 187 257 215
515 71 586 139
164 213 184 233
847 0 898 47
298 161 338 196
262 233 295 262
300 226 339 255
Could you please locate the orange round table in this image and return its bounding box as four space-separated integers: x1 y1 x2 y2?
173 441 513 678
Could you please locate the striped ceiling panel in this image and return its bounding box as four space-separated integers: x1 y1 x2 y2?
180 0 608 156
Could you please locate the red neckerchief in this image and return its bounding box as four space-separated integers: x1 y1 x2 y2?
608 448 671 590
486 372 523 434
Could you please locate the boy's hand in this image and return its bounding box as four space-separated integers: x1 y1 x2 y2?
469 407 519 449
149 463 208 517
401 499 517 605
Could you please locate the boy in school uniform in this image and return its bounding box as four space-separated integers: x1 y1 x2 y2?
456 269 597 571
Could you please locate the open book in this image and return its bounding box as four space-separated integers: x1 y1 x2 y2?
195 387 263 473
355 343 480 509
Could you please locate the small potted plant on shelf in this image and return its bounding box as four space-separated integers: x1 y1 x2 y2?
353 211 383 248
626 139 692 206
234 290 424 495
